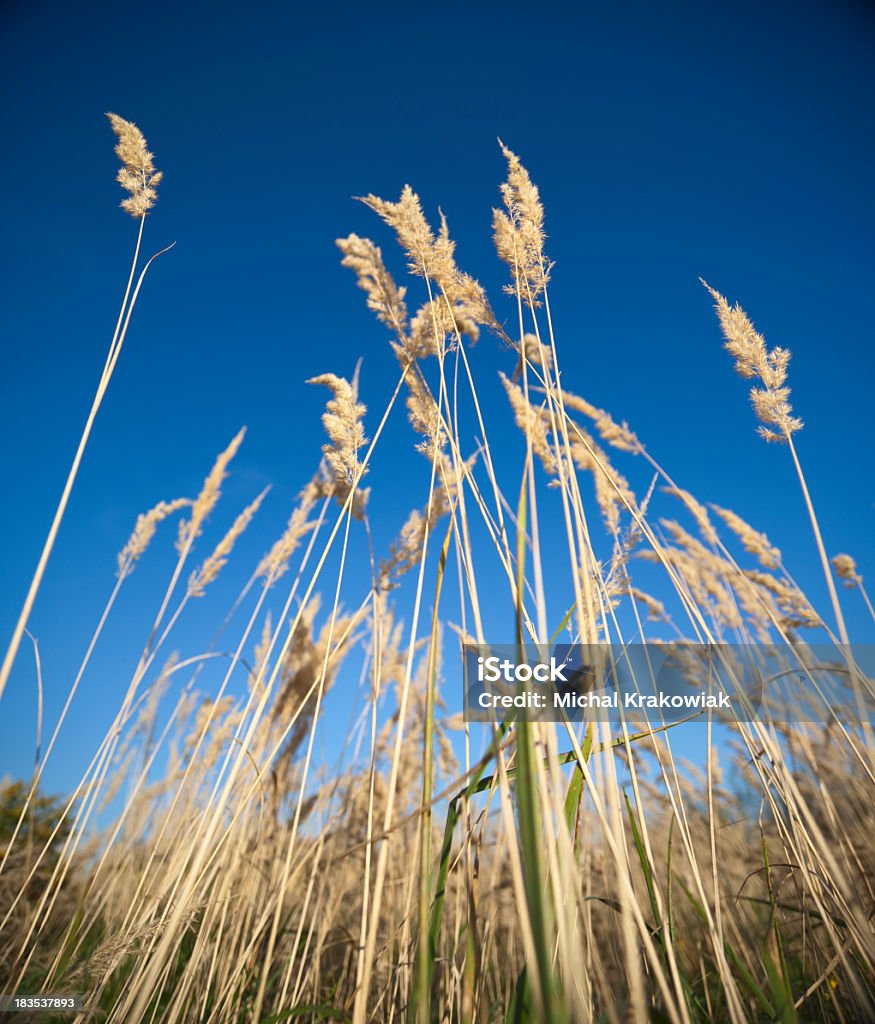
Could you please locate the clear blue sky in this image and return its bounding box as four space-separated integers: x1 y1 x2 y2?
1 0 873 795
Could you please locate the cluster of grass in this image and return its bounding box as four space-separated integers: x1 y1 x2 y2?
0 116 873 1023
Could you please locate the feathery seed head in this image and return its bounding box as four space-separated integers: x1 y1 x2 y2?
117 498 191 578
561 391 642 453
630 588 668 623
500 372 558 476
361 186 440 280
743 569 820 630
569 428 635 534
188 488 268 597
517 332 553 376
177 428 246 555
405 369 447 458
256 479 320 585
504 371 635 532
703 281 803 442
308 372 369 515
710 504 781 569
336 234 408 334
653 522 743 632
107 113 163 218
832 553 861 587
663 487 719 546
361 189 495 358
494 142 550 301
407 296 482 358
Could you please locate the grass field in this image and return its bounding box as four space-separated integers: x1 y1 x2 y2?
1 115 873 1024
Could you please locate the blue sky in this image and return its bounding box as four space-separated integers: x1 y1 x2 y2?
1 0 873 795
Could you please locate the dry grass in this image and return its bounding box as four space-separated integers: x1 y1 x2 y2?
0 120 873 1024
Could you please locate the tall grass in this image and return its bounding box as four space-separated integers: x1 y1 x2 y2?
1 118 873 1024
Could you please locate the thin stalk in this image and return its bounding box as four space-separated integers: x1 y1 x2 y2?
0 218 168 702
786 434 849 645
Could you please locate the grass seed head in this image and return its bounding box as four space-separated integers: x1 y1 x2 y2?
561 391 642 454
663 486 719 546
710 504 782 569
177 428 246 555
107 113 163 218
256 479 320 585
308 371 369 516
493 142 550 301
832 553 861 587
337 234 408 334
117 498 191 578
188 487 268 597
703 281 803 442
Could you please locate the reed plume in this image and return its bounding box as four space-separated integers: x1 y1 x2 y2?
705 282 853 644
832 553 861 587
107 113 163 218
117 499 191 578
256 480 320 585
703 282 802 442
562 391 642 454
663 486 719 546
710 503 781 569
336 234 408 335
361 191 493 354
308 371 368 514
187 488 268 597
513 331 553 380
176 429 246 555
493 141 550 301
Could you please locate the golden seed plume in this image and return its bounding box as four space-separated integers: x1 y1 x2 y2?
832 553 861 587
500 373 557 476
308 371 369 515
256 479 321 585
743 569 820 630
663 487 719 546
656 524 795 640
408 301 450 358
379 454 475 586
405 369 447 459
650 521 743 633
513 332 553 381
336 234 408 334
408 296 481 356
502 373 634 532
188 488 269 597
360 190 494 356
703 281 803 442
117 498 191 578
569 428 635 534
710 504 782 569
271 596 356 763
107 113 163 218
629 587 668 623
493 142 550 301
561 391 642 454
361 186 446 281
177 429 246 555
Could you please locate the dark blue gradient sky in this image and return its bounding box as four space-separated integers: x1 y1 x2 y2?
1 0 873 792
